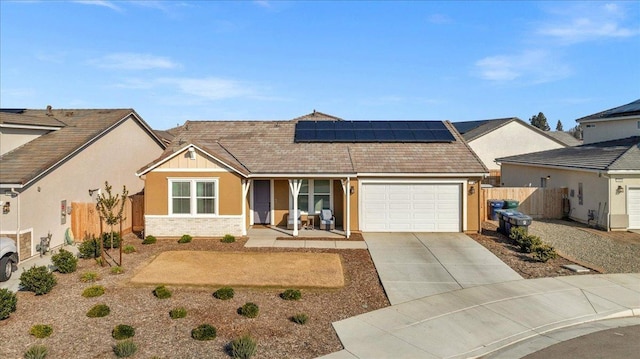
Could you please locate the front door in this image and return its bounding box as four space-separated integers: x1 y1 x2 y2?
253 180 270 224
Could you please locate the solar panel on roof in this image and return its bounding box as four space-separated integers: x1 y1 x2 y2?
374 130 395 141
294 120 455 143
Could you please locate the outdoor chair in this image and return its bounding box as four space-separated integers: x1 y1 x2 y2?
319 209 335 230
287 209 302 229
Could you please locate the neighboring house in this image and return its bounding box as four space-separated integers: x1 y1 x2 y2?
452 118 568 172
499 99 640 231
0 107 166 261
137 112 488 238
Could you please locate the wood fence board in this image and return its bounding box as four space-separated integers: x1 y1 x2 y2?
481 187 568 220
71 197 136 240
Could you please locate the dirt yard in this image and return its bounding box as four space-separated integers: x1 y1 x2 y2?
0 236 388 359
131 251 344 288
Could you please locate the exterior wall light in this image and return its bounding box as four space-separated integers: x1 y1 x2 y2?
616 185 624 194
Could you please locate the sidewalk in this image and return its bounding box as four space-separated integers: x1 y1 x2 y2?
322 273 640 359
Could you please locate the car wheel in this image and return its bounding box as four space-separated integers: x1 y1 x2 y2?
0 256 12 282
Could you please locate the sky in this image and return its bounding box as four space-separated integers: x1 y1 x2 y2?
1 1 639 131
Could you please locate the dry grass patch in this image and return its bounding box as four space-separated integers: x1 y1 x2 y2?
130 251 344 288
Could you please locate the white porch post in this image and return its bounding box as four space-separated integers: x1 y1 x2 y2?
288 179 302 237
241 179 251 236
341 178 351 238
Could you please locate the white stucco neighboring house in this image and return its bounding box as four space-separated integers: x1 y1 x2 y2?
0 107 166 261
498 99 640 231
452 118 567 172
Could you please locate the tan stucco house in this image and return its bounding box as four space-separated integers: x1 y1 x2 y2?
0 108 166 261
452 118 568 172
498 99 640 231
137 112 488 238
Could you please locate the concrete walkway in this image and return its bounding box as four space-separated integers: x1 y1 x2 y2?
323 273 640 359
364 232 523 305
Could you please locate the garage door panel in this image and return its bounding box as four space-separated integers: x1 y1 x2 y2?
629 188 640 229
362 183 461 232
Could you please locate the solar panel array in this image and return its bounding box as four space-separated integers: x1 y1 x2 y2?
294 121 456 143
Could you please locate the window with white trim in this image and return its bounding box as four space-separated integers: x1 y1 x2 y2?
290 179 332 213
169 179 217 215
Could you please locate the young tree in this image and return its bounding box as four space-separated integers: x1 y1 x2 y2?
529 112 550 131
568 125 582 140
555 120 564 131
96 182 128 265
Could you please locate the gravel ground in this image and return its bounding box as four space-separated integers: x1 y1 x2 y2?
528 219 640 273
0 235 389 359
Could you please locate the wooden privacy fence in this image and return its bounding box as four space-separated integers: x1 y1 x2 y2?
71 194 144 240
481 187 568 220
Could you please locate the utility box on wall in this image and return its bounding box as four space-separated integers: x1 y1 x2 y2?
61 200 67 224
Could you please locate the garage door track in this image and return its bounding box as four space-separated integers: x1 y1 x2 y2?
364 232 523 305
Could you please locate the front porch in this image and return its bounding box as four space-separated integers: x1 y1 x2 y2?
245 226 366 249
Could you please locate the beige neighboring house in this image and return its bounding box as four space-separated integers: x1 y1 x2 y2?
137 112 488 238
452 118 568 172
0 108 165 261
499 99 640 231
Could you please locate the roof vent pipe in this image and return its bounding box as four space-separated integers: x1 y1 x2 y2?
46 105 53 116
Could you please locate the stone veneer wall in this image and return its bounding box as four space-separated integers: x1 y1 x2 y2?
145 216 244 237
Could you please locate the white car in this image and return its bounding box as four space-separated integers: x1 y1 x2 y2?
0 237 18 282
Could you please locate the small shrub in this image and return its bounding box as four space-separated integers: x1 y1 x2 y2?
509 227 528 243
82 285 105 298
51 248 78 273
230 334 257 359
30 324 53 338
519 234 543 253
191 324 217 341
80 271 100 283
23 344 48 359
86 304 110 318
291 313 309 325
238 302 259 318
213 287 234 300
142 235 157 245
78 236 100 259
280 289 301 301
178 234 192 243
113 339 137 358
221 234 236 243
0 288 17 320
102 231 122 249
19 266 57 295
153 285 172 299
169 307 187 319
123 245 136 254
112 324 135 340
110 266 125 275
533 244 558 262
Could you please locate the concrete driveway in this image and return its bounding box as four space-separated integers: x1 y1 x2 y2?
364 232 522 305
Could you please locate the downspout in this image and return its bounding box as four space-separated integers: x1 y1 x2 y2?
11 188 20 263
345 177 351 238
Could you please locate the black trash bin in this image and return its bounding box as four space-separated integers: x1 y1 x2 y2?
497 209 519 234
508 212 533 234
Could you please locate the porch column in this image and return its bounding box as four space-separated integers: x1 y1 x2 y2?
241 179 251 236
341 178 351 238
288 179 303 236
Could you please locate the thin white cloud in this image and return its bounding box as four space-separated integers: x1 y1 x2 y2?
253 1 271 9
89 53 180 70
475 50 572 84
72 0 121 12
538 2 639 44
159 77 256 100
428 14 452 25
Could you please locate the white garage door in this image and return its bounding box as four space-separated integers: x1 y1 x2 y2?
361 183 461 232
629 188 640 229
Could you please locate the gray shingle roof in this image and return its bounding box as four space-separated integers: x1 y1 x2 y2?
1 109 162 186
576 99 640 122
139 118 488 176
497 136 640 171
546 131 583 146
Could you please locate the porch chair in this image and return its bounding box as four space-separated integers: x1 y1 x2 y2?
287 209 302 230
319 209 335 230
